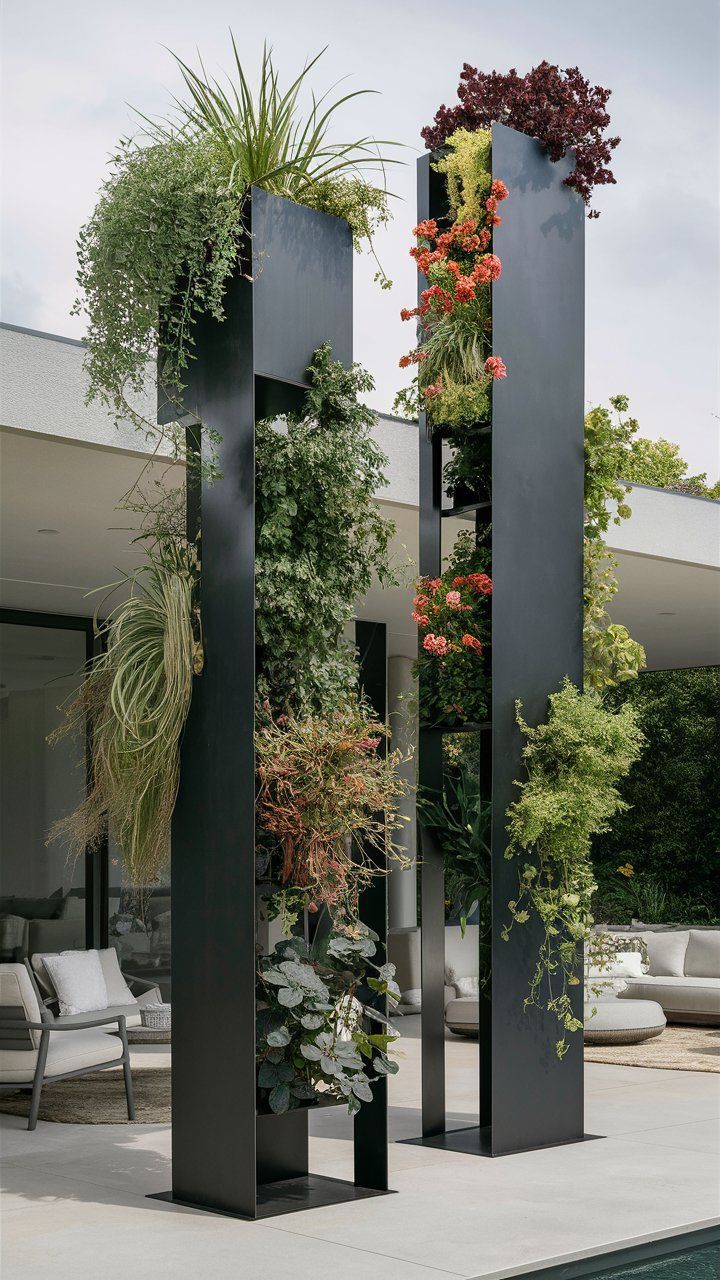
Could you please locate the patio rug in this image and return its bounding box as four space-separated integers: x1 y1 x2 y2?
584 1024 720 1073
0 1067 171 1124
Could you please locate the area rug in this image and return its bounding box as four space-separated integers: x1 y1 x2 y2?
0 1068 171 1124
584 1024 720 1073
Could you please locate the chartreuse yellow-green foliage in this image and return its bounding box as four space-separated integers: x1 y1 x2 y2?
434 128 492 222
503 680 645 1056
583 395 646 691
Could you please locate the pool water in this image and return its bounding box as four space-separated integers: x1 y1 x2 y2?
591 1241 720 1278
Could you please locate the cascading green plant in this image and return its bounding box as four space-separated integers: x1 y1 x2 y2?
502 679 645 1057
48 536 200 887
75 40 398 462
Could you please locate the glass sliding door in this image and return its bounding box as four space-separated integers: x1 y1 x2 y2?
0 615 93 960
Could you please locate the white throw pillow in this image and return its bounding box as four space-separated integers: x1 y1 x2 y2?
684 930 720 979
603 952 644 979
97 948 137 1006
455 975 480 998
43 950 109 1016
645 930 690 978
402 988 422 1007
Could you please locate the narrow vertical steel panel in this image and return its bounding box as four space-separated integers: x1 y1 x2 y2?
170 268 258 1216
417 159 447 1137
251 187 353 383
490 122 585 1154
354 620 389 1191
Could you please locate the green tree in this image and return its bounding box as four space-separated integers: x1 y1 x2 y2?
592 668 720 915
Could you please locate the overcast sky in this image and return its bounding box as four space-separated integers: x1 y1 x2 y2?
2 0 718 475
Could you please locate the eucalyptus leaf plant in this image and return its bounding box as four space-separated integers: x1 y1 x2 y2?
256 926 400 1115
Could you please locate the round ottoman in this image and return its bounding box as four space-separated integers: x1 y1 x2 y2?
584 998 666 1045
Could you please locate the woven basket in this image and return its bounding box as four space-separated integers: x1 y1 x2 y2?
140 1002 172 1031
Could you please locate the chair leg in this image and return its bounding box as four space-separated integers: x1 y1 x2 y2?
123 1055 136 1121
28 1077 43 1131
117 1020 135 1121
28 1030 50 1131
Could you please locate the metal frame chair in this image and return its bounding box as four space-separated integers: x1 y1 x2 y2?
0 961 135 1130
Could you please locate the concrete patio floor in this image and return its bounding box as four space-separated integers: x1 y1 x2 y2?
2 1024 718 1280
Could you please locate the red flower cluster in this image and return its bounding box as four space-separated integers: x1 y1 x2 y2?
412 571 491 658
454 572 493 596
421 61 619 217
484 356 507 380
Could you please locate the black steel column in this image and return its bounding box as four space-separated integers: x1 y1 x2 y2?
161 187 392 1217
489 122 585 1154
411 126 585 1157
169 266 257 1217
416 155 448 1139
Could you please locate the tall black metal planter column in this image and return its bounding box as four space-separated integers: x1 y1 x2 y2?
413 123 585 1157
158 188 389 1219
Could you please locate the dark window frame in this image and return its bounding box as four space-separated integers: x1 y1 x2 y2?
0 608 108 949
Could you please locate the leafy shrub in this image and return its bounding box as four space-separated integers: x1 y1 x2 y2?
257 927 400 1115
433 128 492 222
583 538 646 691
422 61 620 215
76 137 242 453
256 345 398 714
417 736 491 942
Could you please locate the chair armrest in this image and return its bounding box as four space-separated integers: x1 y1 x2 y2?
125 975 158 995
0 1013 128 1033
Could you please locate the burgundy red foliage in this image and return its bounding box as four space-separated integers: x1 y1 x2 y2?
421 62 620 217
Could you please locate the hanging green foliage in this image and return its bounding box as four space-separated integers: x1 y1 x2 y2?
502 680 644 1056
75 40 397 459
583 538 646 691
49 537 200 886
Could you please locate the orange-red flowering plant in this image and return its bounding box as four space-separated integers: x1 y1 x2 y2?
413 531 493 728
395 181 509 430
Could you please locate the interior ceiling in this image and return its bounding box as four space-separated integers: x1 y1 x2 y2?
2 428 717 670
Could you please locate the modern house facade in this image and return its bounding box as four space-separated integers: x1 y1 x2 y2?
1 318 719 977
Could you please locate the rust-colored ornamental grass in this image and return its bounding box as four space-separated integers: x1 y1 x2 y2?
256 700 410 921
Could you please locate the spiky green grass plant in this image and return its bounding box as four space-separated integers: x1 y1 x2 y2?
49 539 199 886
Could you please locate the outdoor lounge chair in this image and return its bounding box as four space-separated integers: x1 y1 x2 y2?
0 961 134 1130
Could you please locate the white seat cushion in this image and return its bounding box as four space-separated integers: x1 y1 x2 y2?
585 998 665 1044
445 995 479 1027
620 975 720 1019
0 1028 125 1083
54 988 161 1031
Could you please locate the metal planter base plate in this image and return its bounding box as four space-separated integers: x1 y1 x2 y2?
149 1176 394 1221
400 1125 603 1158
